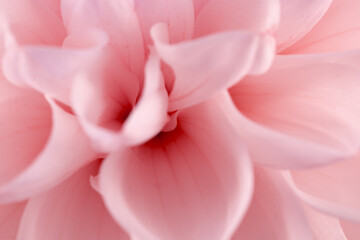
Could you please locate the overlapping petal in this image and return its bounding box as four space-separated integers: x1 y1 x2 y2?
99 94 253 240
0 201 26 239
229 55 360 169
276 0 332 51
72 51 168 152
288 153 360 223
284 0 360 53
2 28 108 104
152 23 275 111
232 168 312 240
0 97 97 203
134 0 194 44
194 0 279 37
61 0 145 75
17 161 130 240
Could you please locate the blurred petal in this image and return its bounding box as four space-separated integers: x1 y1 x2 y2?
0 201 26 239
99 94 253 240
233 168 312 240
230 56 360 169
0 98 97 203
61 0 145 75
284 0 360 53
194 0 279 37
289 153 360 223
17 161 130 240
2 28 108 104
304 205 347 240
0 0 65 45
135 0 194 43
276 0 332 51
72 52 168 151
340 220 360 240
152 23 275 110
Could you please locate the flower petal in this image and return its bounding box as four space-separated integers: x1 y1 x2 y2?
0 98 97 203
2 28 108 104
61 0 145 75
276 0 332 51
99 94 253 240
194 0 279 37
305 206 347 240
289 153 360 223
72 51 168 151
152 23 275 110
0 0 66 45
340 220 360 240
283 0 360 53
0 201 26 239
134 0 194 43
233 167 312 240
229 56 360 169
17 161 130 240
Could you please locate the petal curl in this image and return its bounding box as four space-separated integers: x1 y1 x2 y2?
99 94 253 240
152 23 275 110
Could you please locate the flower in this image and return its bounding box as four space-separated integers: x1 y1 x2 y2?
0 0 359 240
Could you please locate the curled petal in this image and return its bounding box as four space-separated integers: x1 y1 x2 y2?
152 23 275 110
99 94 253 240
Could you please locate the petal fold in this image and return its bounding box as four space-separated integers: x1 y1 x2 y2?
99 94 253 240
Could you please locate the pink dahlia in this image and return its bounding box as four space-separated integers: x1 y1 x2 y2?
0 0 359 239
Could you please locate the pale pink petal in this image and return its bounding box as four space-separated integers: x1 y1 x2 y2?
0 202 26 240
194 0 279 37
99 94 253 240
72 52 168 152
17 161 130 240
276 0 332 51
152 23 275 111
288 153 360 223
61 0 145 75
284 0 360 53
305 206 347 240
2 28 108 104
192 0 210 16
229 56 360 169
0 0 65 46
0 98 97 203
233 168 312 240
134 0 194 44
0 77 51 197
340 220 360 239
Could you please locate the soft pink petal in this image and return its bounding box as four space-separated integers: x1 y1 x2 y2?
17 161 129 240
152 23 275 111
194 0 279 37
2 28 108 104
229 56 360 169
0 98 97 203
0 77 51 196
340 220 360 239
0 201 26 240
134 0 194 44
305 206 347 240
61 0 145 76
192 0 210 16
72 52 168 151
0 0 65 46
99 94 253 240
276 0 332 51
232 167 312 240
283 0 360 53
288 153 360 223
